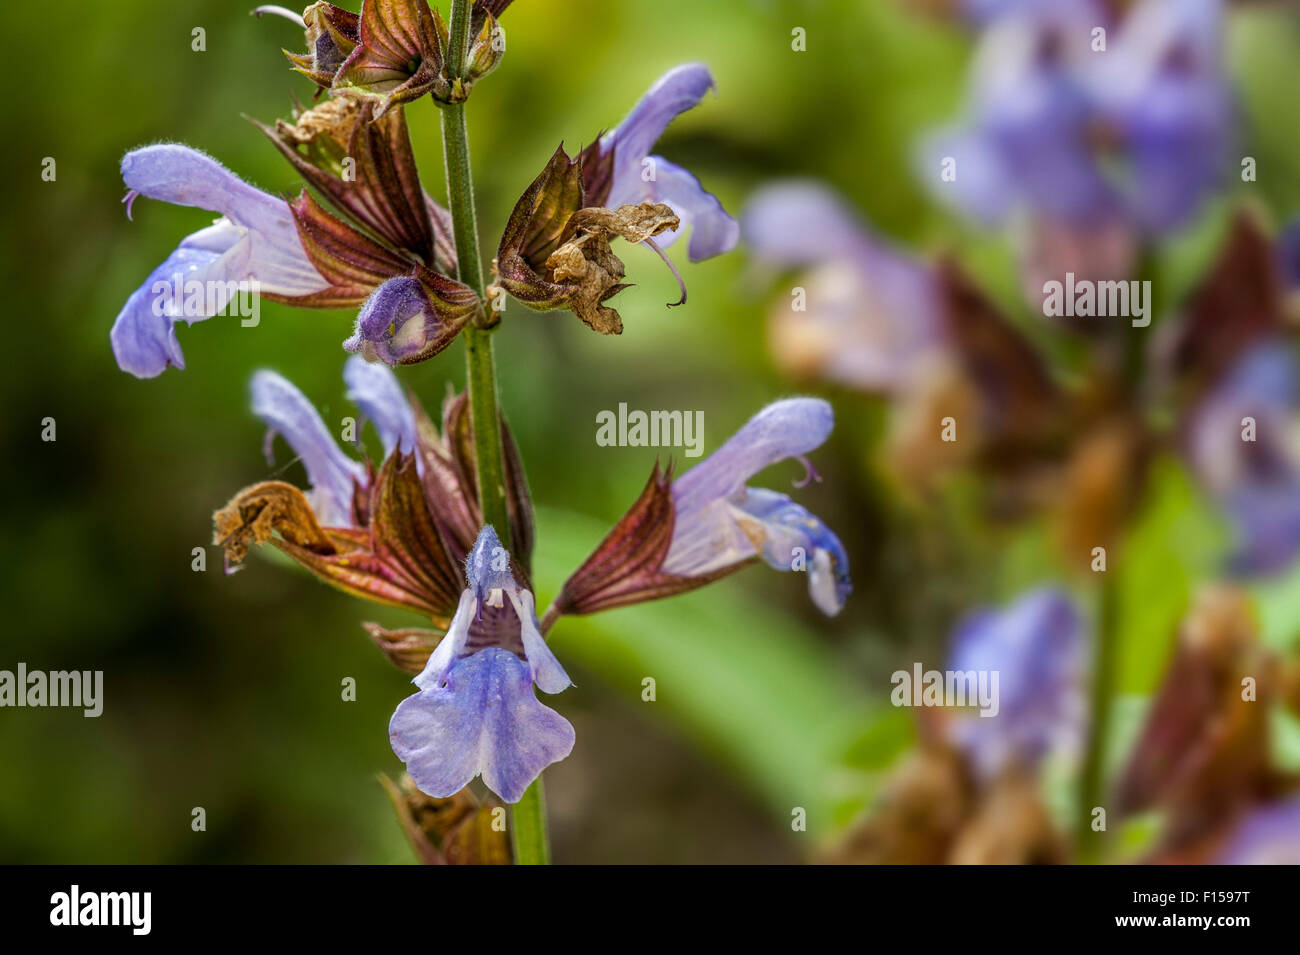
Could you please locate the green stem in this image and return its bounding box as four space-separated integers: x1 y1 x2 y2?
438 0 549 866
441 101 509 543
510 778 552 865
1077 572 1118 863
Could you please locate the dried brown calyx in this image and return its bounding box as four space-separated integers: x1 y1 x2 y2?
496 145 686 335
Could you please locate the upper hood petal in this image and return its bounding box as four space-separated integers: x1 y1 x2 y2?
343 353 417 458
671 398 834 509
251 369 365 527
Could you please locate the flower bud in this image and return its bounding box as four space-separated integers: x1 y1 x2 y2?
285 2 361 90
465 9 505 87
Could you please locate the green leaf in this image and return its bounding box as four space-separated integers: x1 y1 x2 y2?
1271 706 1300 773
1113 458 1227 695
1249 560 1300 653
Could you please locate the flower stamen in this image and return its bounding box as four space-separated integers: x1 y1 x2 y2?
251 5 306 28
793 455 822 489
643 237 687 307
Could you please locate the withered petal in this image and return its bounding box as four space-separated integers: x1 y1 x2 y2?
213 480 336 566
542 201 680 334
213 461 464 622
498 144 679 334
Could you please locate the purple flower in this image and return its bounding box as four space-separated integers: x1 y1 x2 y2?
742 181 943 393
1186 341 1300 576
921 3 1116 228
592 64 739 262
389 526 574 803
1215 794 1300 864
342 350 417 457
921 0 1232 237
251 355 415 527
112 145 329 378
961 0 1105 27
744 181 1068 489
554 398 851 619
663 399 851 615
343 275 463 366
1097 0 1233 233
945 588 1086 780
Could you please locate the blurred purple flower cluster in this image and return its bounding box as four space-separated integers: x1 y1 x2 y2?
751 0 1300 864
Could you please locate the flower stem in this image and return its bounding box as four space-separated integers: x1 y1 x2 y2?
1077 572 1118 863
441 101 509 544
439 0 550 866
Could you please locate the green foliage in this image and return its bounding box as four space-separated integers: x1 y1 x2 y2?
1114 458 1227 696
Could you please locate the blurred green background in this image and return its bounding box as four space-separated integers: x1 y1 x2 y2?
4 0 1300 863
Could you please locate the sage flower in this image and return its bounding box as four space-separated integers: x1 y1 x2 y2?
390 526 574 803
215 359 534 626
111 145 331 378
115 98 479 377
555 398 851 619
743 181 1064 487
743 181 944 393
1185 342 1300 577
257 99 481 363
920 0 1232 236
495 64 737 333
249 355 416 526
945 588 1086 781
1215 794 1300 864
